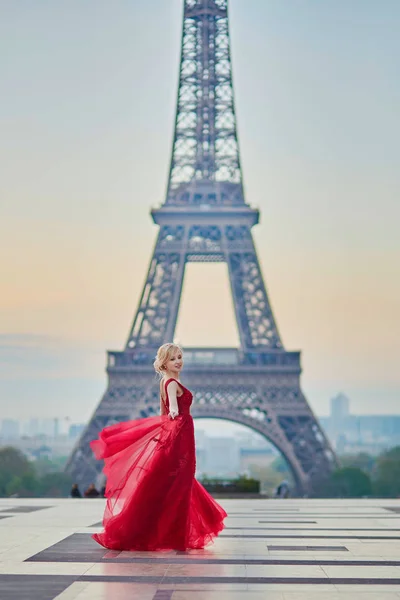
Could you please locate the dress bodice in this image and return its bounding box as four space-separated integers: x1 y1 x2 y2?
164 378 193 416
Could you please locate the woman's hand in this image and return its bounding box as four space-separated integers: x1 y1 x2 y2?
169 409 179 420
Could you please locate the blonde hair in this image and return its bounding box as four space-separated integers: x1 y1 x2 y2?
153 343 183 376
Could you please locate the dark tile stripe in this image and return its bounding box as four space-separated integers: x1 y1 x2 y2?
227 526 400 531
259 517 400 520
0 506 51 513
27 530 400 566
0 574 76 600
78 574 400 585
227 518 319 522
27 533 107 564
152 591 173 600
222 534 400 539
2 571 400 591
252 508 300 510
167 577 400 585
229 512 397 516
26 555 400 566
257 521 318 524
267 545 348 551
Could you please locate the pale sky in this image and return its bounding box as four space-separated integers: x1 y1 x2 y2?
1 0 399 425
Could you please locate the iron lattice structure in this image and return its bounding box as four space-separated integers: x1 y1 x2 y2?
66 0 337 496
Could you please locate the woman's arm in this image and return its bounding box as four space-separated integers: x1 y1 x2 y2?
166 381 179 419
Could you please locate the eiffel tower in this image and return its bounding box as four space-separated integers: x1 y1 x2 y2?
66 0 337 496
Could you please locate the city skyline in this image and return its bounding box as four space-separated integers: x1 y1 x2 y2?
1 0 399 422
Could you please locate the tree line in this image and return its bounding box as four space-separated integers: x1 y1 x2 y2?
1 444 400 498
244 446 400 498
0 446 72 497
315 446 400 498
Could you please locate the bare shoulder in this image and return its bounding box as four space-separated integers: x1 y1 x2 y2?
161 378 178 396
167 380 179 392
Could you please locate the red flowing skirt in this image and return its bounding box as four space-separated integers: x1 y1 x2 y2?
90 414 227 551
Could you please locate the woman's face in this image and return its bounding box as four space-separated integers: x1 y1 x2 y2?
166 350 183 372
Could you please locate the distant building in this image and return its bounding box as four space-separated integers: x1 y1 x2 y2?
26 418 40 437
0 419 19 440
320 394 400 454
331 393 350 422
1 436 75 458
193 426 277 478
203 437 241 477
68 424 85 440
239 448 275 471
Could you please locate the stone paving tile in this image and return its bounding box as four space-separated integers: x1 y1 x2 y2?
53 581 92 599
0 562 94 575
166 564 247 577
246 564 328 578
283 594 400 599
0 574 75 600
159 582 249 590
56 582 160 599
246 583 336 591
267 545 348 551
84 562 170 576
334 584 400 592
171 593 284 600
0 505 52 513
321 565 400 578
2 498 400 599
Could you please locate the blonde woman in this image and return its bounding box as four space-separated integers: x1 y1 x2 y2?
91 343 227 551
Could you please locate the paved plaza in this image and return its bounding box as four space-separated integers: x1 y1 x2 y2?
1 498 400 599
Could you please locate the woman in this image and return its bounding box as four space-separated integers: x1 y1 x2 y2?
90 343 227 551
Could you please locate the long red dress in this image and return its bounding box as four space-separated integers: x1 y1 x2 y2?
90 378 227 551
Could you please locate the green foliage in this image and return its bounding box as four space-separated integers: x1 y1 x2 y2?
0 447 35 496
36 472 72 497
2 443 400 499
270 455 291 474
246 463 291 496
378 446 400 461
33 457 57 477
245 456 294 496
200 475 260 493
340 452 376 474
6 473 39 497
0 447 72 498
315 467 372 498
372 445 400 498
332 467 372 498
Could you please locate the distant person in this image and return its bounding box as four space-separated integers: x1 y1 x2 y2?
100 485 106 497
84 483 100 498
90 343 227 552
70 483 82 498
274 480 290 499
